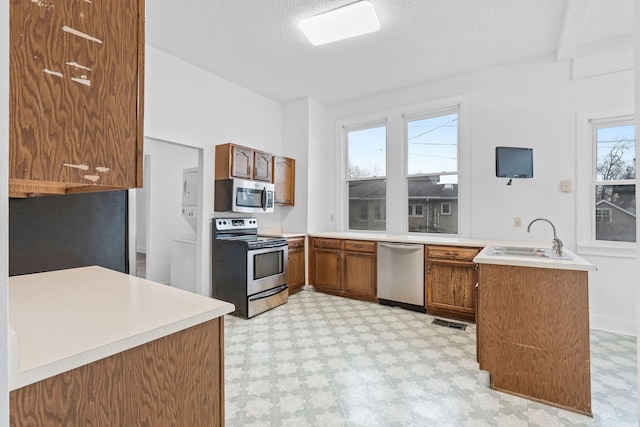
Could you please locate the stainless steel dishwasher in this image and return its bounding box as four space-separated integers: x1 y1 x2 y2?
377 242 425 312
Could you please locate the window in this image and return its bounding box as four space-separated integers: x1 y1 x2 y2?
406 110 458 234
592 118 635 243
409 204 424 217
595 207 612 223
346 124 386 231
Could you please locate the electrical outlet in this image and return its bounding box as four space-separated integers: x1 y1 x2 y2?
514 217 522 227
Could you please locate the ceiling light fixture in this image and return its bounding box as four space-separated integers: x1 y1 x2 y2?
298 1 381 46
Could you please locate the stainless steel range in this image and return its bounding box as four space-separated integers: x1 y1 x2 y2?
212 217 288 318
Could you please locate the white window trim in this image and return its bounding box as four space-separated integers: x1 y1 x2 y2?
336 95 470 236
441 202 451 215
576 112 636 258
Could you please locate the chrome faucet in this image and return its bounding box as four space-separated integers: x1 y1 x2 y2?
527 218 563 256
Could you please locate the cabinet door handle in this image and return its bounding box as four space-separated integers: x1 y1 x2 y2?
427 262 431 275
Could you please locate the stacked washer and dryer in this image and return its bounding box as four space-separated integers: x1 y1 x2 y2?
169 167 198 293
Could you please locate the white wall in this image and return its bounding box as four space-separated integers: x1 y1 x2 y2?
318 55 636 335
281 99 309 233
144 138 199 285
144 46 284 229
143 47 285 296
0 0 9 422
307 99 334 232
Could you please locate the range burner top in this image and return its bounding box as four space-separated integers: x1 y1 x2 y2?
213 217 287 249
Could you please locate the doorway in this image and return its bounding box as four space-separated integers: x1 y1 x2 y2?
129 137 203 291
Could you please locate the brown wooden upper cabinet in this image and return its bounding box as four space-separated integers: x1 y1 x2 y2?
9 0 145 198
215 143 273 182
273 156 295 205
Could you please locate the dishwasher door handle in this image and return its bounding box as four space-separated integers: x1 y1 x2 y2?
378 242 423 251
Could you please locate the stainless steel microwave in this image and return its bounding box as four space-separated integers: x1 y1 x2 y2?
214 178 275 213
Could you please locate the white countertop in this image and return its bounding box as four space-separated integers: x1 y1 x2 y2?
8 266 234 391
474 246 596 271
307 232 595 271
258 228 306 238
308 231 539 248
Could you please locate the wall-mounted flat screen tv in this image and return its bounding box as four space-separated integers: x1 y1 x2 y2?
495 146 533 178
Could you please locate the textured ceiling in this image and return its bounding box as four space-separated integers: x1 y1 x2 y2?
146 0 633 106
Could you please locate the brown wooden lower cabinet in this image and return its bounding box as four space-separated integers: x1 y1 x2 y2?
10 319 224 426
477 264 591 416
288 237 305 294
425 245 480 322
309 237 377 301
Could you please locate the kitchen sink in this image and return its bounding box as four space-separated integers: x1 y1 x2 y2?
487 246 573 260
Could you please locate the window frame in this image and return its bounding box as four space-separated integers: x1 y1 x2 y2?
336 95 470 237
405 107 460 235
576 112 636 258
441 202 451 215
343 119 388 233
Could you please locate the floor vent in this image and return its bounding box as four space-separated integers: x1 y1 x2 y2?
432 318 467 331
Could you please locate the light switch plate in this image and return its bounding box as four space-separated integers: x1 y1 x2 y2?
561 180 572 192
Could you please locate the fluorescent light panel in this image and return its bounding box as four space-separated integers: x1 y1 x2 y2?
299 1 380 46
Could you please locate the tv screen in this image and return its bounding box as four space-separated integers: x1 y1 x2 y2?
495 147 533 178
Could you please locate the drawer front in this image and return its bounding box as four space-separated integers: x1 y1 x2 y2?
313 238 341 250
288 237 305 249
427 246 479 261
344 240 376 253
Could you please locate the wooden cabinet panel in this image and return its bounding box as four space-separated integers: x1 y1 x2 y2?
288 237 305 294
215 143 275 182
313 249 342 291
231 146 253 179
428 246 478 261
10 319 224 426
253 151 273 182
274 156 295 205
344 240 376 252
313 238 341 250
309 237 377 302
343 251 376 297
428 260 475 313
9 0 144 197
425 246 480 322
477 264 591 415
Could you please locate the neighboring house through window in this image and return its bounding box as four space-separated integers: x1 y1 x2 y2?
592 118 635 243
346 123 386 231
406 109 459 234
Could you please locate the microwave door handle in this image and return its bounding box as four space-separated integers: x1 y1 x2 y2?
261 187 267 211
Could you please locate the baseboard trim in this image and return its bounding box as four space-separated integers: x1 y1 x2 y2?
590 314 636 337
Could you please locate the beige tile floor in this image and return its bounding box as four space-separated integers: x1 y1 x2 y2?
224 290 637 427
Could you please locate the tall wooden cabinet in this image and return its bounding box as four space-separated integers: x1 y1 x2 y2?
9 0 145 197
274 156 295 205
309 238 377 302
425 246 480 322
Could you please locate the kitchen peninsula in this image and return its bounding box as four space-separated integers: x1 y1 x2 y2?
474 246 596 415
8 266 234 426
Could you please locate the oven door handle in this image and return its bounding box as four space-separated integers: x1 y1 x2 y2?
249 285 288 301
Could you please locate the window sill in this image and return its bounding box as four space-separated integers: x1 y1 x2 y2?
576 244 637 259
